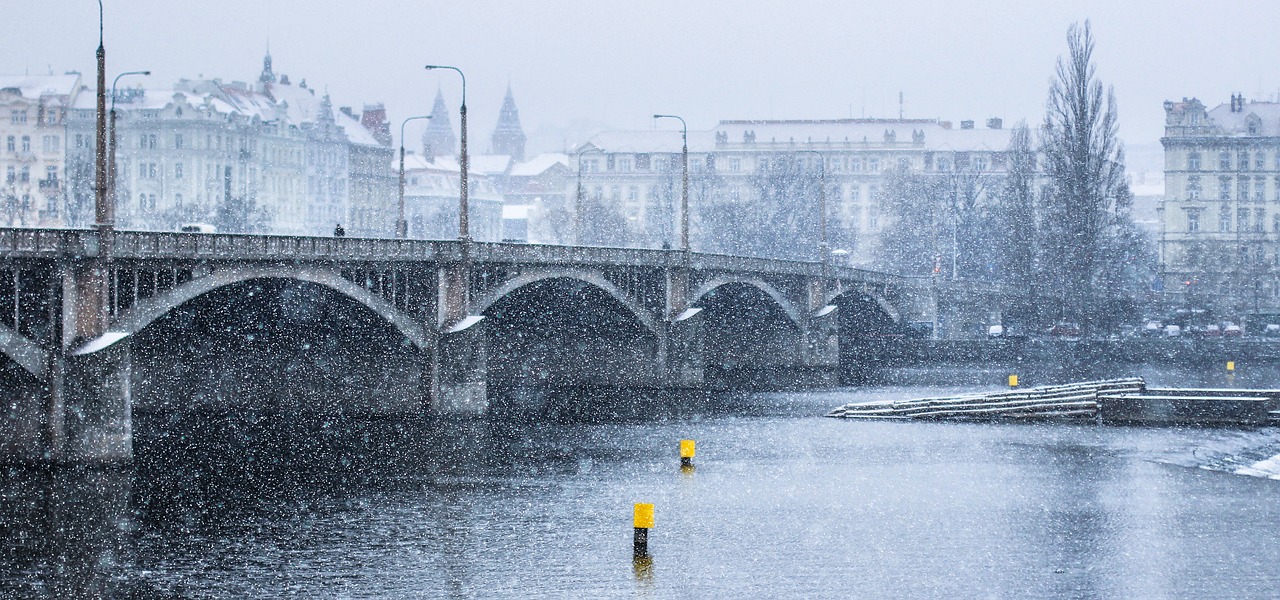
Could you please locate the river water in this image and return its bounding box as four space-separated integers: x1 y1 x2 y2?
4 366 1280 599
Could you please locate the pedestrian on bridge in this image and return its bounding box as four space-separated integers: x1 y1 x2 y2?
334 223 345 237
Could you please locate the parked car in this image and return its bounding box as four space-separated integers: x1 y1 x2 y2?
987 325 1005 338
1202 324 1222 338
178 222 218 233
1265 324 1280 338
1164 324 1182 337
1142 321 1163 337
1223 323 1243 338
1048 322 1081 339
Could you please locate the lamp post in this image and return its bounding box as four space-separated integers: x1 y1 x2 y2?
397 115 431 238
108 70 149 229
795 150 830 265
424 65 469 241
653 114 688 251
93 0 107 235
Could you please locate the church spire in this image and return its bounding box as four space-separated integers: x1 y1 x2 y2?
490 83 526 160
259 48 276 85
421 88 457 158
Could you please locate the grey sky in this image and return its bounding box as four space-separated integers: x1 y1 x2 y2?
6 1 1280 167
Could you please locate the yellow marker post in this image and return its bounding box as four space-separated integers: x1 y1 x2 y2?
680 439 696 468
633 503 654 559
1008 374 1019 389
1227 361 1235 372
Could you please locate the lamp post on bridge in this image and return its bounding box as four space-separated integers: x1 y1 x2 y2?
653 114 688 252
108 70 150 230
424 65 469 241
795 150 830 268
396 115 431 239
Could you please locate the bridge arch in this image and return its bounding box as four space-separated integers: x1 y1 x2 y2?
473 270 660 335
828 288 901 324
0 323 48 379
98 266 429 352
690 277 803 327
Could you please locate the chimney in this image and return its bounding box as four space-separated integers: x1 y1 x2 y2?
361 103 391 146
960 120 975 130
986 117 1003 129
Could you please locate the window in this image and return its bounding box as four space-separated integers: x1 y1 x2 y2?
1239 176 1251 201
973 156 987 171
4 166 12 183
851 157 864 172
139 135 147 149
627 186 638 201
149 134 157 149
21 136 30 152
1273 214 1280 233
1220 176 1232 200
5 136 12 152
75 134 85 148
10 110 27 124
1220 151 1231 170
1239 207 1249 231
1239 151 1250 171
19 166 28 183
850 186 862 202
1257 152 1267 170
175 193 183 206
1188 208 1203 232
45 166 56 181
729 158 741 172
868 158 881 173
138 194 146 210
1187 175 1201 200
149 163 157 178
1256 208 1266 232
174 134 184 149
1257 176 1267 203
617 157 632 172
175 163 183 179
41 135 59 153
1219 204 1231 231
935 157 949 172
1187 152 1201 171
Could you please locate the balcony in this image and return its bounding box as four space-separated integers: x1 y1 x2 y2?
38 178 60 193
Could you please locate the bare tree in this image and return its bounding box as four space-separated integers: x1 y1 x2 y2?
1040 20 1127 334
995 122 1038 286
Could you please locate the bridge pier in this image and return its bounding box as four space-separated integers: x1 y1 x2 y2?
431 318 489 415
60 340 132 462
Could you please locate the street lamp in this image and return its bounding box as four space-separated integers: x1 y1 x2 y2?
93 0 107 234
397 114 431 238
653 114 688 251
795 150 830 265
108 70 149 229
424 65 469 241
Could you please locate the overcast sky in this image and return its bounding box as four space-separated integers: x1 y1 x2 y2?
6 1 1280 168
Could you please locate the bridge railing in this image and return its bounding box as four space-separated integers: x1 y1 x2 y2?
1 227 908 287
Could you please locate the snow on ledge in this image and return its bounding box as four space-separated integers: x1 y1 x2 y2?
675 307 702 322
71 331 129 356
447 315 485 333
814 304 837 318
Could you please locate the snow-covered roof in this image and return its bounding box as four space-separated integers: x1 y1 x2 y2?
502 205 533 219
510 153 570 177
0 74 80 99
470 154 512 175
583 119 1017 154
1207 101 1280 137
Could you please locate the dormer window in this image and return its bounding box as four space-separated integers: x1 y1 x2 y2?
1246 114 1262 135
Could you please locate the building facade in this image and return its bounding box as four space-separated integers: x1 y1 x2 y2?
1160 95 1280 319
0 74 80 227
63 55 395 236
574 117 1020 263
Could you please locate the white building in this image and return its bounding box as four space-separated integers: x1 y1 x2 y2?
63 54 395 236
575 117 1022 262
0 74 81 227
400 153 503 241
1160 94 1280 318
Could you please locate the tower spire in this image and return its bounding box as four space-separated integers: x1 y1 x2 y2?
491 83 526 160
421 87 457 158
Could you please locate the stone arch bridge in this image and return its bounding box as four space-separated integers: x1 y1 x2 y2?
0 228 1000 463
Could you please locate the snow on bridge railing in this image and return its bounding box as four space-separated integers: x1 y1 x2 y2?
0 227 906 285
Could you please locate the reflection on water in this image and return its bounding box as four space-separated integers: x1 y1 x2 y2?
4 371 1280 598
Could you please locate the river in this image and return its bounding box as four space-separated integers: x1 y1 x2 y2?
3 365 1280 598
